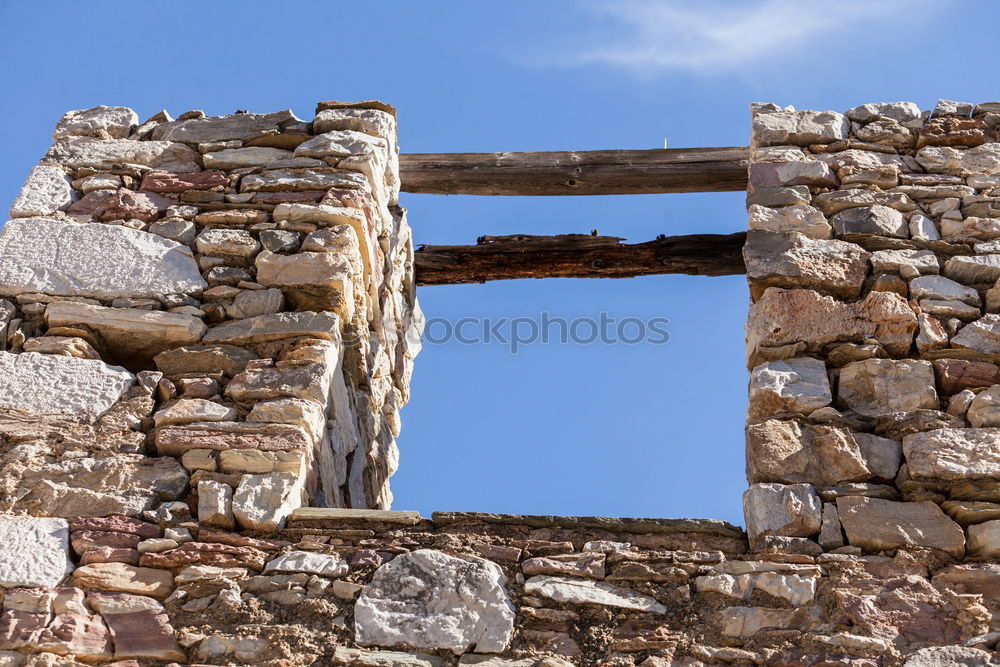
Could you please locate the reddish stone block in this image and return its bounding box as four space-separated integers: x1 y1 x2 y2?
918 117 997 148
102 609 185 662
139 542 267 571
610 619 681 651
140 170 229 193
80 547 141 566
472 543 523 563
176 377 221 399
0 608 112 661
67 187 172 222
252 191 325 204
71 530 142 554
522 552 605 579
932 358 1000 395
197 528 290 551
71 516 162 539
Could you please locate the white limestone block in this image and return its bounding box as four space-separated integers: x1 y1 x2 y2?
264 550 348 577
0 351 134 416
197 480 234 530
43 136 201 172
294 130 387 159
53 106 138 139
9 166 76 218
232 472 302 531
355 549 516 653
0 218 207 299
523 574 666 613
0 516 73 588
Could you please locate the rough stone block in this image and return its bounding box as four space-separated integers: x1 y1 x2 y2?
836 359 938 416
155 422 312 457
747 357 832 422
746 420 870 486
197 480 234 530
355 549 516 653
751 109 850 147
903 428 1000 481
837 496 965 557
70 563 174 599
747 204 831 239
744 231 870 300
1 346 133 416
944 255 1000 284
232 472 302 531
746 288 917 368
743 483 822 542
952 314 1000 354
151 110 299 143
264 551 348 577
12 455 188 518
54 106 138 139
46 301 206 363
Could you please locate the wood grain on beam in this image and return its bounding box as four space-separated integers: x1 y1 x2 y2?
414 232 747 285
399 147 750 196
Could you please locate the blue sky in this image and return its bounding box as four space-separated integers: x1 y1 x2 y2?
1 0 996 526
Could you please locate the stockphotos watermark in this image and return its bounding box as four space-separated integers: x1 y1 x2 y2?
420 312 671 353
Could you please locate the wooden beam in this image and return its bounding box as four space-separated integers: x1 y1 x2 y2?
399 147 750 196
414 232 747 285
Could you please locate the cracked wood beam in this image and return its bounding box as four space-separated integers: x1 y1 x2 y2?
399 147 750 196
414 232 747 285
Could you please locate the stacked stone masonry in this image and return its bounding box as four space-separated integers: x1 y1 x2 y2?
0 101 423 526
11 98 1000 666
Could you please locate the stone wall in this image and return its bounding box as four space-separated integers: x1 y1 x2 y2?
0 101 423 526
8 98 1000 666
744 99 1000 563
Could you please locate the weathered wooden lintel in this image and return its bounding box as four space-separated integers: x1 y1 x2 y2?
414 232 747 285
399 147 750 196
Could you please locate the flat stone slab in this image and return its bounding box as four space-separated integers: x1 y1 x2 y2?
13 455 189 518
264 550 348 576
0 218 206 299
203 311 340 345
151 110 299 143
70 562 174 599
0 351 134 416
43 137 200 173
356 549 516 653
155 422 311 457
332 648 442 667
523 575 666 613
46 301 207 362
0 516 73 587
430 512 745 538
289 508 424 525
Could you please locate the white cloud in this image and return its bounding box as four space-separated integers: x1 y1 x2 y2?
544 0 934 75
